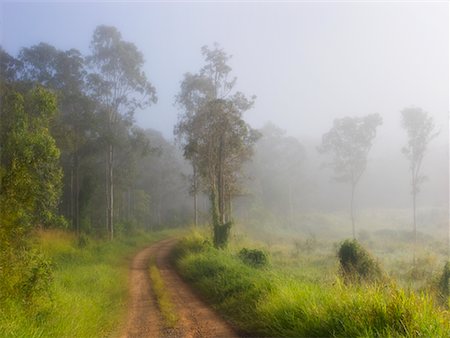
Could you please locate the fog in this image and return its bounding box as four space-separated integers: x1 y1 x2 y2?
2 1 448 241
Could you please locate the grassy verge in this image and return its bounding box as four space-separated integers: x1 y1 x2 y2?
149 262 178 328
0 228 181 338
173 231 450 337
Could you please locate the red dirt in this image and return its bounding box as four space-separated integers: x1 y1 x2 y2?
121 238 238 338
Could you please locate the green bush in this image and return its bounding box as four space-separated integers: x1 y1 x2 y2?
238 248 268 268
338 239 383 283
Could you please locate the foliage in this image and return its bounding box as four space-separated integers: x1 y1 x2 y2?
175 44 258 247
401 107 438 262
174 232 450 337
338 239 383 283
247 123 305 225
238 248 269 268
0 86 64 230
401 107 438 196
318 114 382 238
87 25 157 240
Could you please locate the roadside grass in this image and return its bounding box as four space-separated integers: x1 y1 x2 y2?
0 228 181 338
174 231 450 337
149 262 178 328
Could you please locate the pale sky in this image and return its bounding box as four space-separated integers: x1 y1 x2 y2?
1 1 448 145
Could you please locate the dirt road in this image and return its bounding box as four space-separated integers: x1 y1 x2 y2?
121 238 238 338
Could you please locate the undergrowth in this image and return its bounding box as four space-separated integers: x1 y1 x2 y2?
174 231 450 337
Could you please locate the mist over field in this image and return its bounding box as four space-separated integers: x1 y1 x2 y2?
1 2 449 337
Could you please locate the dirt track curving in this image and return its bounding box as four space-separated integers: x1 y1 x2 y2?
121 238 238 338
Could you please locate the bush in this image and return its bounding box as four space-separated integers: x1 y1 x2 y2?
338 239 383 283
238 248 268 268
0 246 52 307
171 231 211 260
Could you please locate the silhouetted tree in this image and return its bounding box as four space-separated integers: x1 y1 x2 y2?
318 113 382 238
401 107 438 262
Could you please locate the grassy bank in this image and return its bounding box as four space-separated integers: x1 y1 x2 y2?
173 231 450 337
0 228 179 338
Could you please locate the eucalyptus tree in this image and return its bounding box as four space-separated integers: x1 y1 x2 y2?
318 113 382 238
250 123 305 225
401 107 438 261
87 25 157 239
175 44 258 247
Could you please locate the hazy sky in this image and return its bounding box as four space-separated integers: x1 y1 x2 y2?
1 1 448 144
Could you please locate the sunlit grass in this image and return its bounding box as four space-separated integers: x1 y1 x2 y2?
149 263 178 328
0 228 181 338
174 231 450 337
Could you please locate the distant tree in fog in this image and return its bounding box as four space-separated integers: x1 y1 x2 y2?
318 113 382 239
401 107 438 263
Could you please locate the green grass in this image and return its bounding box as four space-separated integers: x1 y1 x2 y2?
149 263 178 328
0 228 181 338
174 231 450 337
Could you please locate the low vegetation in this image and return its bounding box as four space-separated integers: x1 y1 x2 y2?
0 229 176 338
149 262 178 328
338 239 384 283
173 231 450 337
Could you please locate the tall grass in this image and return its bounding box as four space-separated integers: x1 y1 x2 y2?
174 232 450 337
0 228 179 338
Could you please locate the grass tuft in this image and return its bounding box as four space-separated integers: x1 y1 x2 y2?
149 263 178 328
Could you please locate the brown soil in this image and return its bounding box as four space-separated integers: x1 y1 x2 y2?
121 238 239 338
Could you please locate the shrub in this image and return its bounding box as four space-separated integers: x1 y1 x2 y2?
338 239 383 283
171 231 211 260
0 246 52 307
238 248 268 268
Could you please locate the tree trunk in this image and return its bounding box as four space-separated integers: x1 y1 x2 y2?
74 151 80 235
107 143 114 240
351 183 356 239
413 188 417 265
105 152 109 235
218 136 225 224
288 183 294 227
70 165 74 230
193 163 198 226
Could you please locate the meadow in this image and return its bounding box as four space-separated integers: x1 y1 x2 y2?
173 214 450 338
